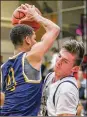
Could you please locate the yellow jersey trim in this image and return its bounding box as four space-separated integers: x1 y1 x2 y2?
9 52 23 59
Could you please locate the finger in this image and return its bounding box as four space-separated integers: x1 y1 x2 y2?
25 3 32 8
25 3 29 8
19 16 34 24
16 6 23 11
32 5 36 10
30 5 35 11
17 9 26 14
32 5 35 7
21 4 27 10
19 17 27 24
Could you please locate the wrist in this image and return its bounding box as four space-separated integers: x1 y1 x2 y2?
33 14 42 22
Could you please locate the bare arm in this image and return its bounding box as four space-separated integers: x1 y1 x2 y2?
29 14 60 59
28 16 60 70
19 4 60 69
57 114 75 116
0 92 5 106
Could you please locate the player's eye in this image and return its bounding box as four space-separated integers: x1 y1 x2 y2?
64 60 68 63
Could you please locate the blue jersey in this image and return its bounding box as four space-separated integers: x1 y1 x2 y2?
1 52 42 116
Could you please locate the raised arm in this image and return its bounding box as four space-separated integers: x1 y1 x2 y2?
18 4 60 69
30 11 60 58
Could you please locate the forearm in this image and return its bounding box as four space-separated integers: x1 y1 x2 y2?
57 114 75 116
31 14 60 54
34 14 60 32
19 4 60 33
0 92 5 106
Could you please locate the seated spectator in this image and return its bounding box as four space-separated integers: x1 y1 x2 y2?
77 65 87 116
81 54 87 80
76 14 87 36
77 80 85 100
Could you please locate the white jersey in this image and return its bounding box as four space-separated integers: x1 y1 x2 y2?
38 72 54 116
39 72 79 116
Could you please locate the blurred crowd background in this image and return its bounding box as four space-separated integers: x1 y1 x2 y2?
1 0 87 116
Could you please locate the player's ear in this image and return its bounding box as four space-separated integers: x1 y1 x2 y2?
71 66 79 73
25 36 31 45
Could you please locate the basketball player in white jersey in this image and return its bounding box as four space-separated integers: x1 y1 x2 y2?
39 40 84 116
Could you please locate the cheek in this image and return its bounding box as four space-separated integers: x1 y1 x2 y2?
33 40 37 44
32 41 36 45
63 65 72 74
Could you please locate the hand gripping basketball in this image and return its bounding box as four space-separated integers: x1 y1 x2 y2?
11 4 42 32
18 4 39 23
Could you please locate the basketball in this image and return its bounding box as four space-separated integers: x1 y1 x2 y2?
11 9 25 25
11 6 42 32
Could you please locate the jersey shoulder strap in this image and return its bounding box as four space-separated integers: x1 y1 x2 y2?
53 80 78 106
44 72 53 84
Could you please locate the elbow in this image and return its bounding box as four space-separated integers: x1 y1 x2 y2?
56 25 60 32
46 25 60 35
53 26 60 36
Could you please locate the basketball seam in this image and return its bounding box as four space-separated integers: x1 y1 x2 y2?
13 11 25 19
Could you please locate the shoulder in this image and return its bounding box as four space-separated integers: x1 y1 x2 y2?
1 61 8 69
59 83 76 94
58 77 78 94
44 72 54 84
56 79 79 105
42 72 54 95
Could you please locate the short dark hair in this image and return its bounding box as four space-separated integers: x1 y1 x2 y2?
62 40 85 66
10 24 34 47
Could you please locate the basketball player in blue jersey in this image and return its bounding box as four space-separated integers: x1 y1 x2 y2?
0 4 60 116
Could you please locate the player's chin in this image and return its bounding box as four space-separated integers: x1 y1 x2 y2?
54 67 59 75
54 65 59 71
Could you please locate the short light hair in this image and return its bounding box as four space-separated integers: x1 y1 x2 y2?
62 40 85 66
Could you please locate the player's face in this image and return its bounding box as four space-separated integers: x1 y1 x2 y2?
25 31 36 51
30 31 37 46
54 48 76 79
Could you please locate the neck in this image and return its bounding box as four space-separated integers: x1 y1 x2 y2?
54 73 62 81
14 47 27 55
54 72 74 82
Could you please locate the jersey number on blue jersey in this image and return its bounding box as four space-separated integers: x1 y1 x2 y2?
6 68 16 91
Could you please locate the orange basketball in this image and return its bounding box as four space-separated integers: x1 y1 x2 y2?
11 6 42 32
